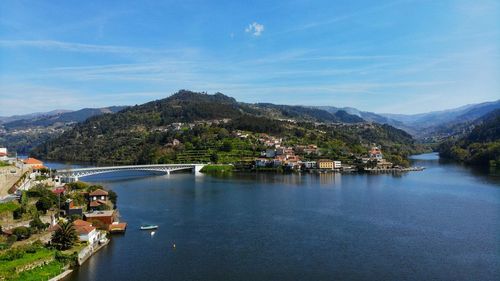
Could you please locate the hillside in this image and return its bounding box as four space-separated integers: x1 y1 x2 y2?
0 106 127 154
381 100 500 139
438 109 500 166
3 106 127 129
32 90 421 165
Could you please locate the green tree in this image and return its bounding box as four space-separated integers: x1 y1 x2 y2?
12 226 31 240
108 190 118 208
29 217 49 232
51 221 78 250
36 196 53 214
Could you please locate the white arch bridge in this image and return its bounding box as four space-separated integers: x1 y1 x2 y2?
56 164 206 182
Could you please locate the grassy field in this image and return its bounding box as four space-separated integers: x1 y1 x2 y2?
0 202 18 214
200 164 234 173
14 261 64 281
0 248 55 279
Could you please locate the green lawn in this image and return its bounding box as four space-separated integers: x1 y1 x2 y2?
0 248 55 279
0 202 19 214
14 261 64 281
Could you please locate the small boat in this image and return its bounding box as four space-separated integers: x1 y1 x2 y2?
140 224 158 230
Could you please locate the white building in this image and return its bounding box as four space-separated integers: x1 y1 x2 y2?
333 161 342 169
73 219 100 245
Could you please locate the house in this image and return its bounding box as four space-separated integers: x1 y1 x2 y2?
302 161 317 169
369 146 384 160
265 149 276 158
23 157 46 170
317 159 334 170
333 161 342 169
84 210 117 228
89 189 108 202
89 200 108 211
65 199 83 217
73 219 100 244
255 158 270 167
0 148 7 160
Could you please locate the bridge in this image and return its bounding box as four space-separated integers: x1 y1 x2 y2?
55 164 206 182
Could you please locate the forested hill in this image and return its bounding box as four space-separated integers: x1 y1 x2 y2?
32 90 421 165
438 109 500 166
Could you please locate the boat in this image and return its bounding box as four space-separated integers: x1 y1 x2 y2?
140 224 158 230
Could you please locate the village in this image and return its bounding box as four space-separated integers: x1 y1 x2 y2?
0 147 127 280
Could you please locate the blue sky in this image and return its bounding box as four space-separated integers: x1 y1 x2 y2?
0 0 498 116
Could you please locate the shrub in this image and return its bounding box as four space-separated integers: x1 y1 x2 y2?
12 226 31 240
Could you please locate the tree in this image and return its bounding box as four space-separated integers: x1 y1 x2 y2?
51 221 78 250
30 217 48 232
221 140 233 152
12 226 31 240
108 190 118 208
36 196 53 214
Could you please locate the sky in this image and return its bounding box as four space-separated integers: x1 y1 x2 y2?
0 0 498 116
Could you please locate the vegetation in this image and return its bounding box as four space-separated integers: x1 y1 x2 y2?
438 109 500 166
32 91 422 166
200 164 234 174
50 221 78 251
14 261 65 281
0 202 19 214
0 243 55 280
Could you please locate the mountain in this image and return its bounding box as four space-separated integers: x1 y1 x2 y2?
438 109 500 166
0 106 127 155
32 90 422 165
3 106 127 129
0 110 72 124
315 106 406 128
255 104 364 123
380 100 500 139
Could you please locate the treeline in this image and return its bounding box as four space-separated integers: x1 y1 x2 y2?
438 109 500 166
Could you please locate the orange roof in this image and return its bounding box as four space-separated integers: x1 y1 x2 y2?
75 224 96 235
89 189 108 196
24 157 43 165
73 219 96 234
73 219 92 227
89 200 106 207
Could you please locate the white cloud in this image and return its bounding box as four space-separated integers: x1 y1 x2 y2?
245 22 264 36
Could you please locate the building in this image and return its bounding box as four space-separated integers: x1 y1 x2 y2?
369 146 383 160
73 219 100 244
255 158 270 167
265 149 276 158
0 148 7 160
333 161 342 169
65 199 83 217
89 189 108 202
317 159 334 170
23 157 46 170
84 210 117 228
302 161 317 169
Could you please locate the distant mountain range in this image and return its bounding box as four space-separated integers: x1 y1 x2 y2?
1 106 127 129
0 106 127 154
1 91 499 158
314 100 500 140
0 110 72 124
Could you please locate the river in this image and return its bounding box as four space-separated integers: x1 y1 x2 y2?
46 153 499 281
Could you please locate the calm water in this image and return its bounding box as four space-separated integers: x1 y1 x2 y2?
55 153 499 281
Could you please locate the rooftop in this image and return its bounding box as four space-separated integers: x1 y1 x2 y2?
84 210 115 218
89 189 109 196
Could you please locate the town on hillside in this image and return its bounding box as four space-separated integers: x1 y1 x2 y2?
0 147 126 280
